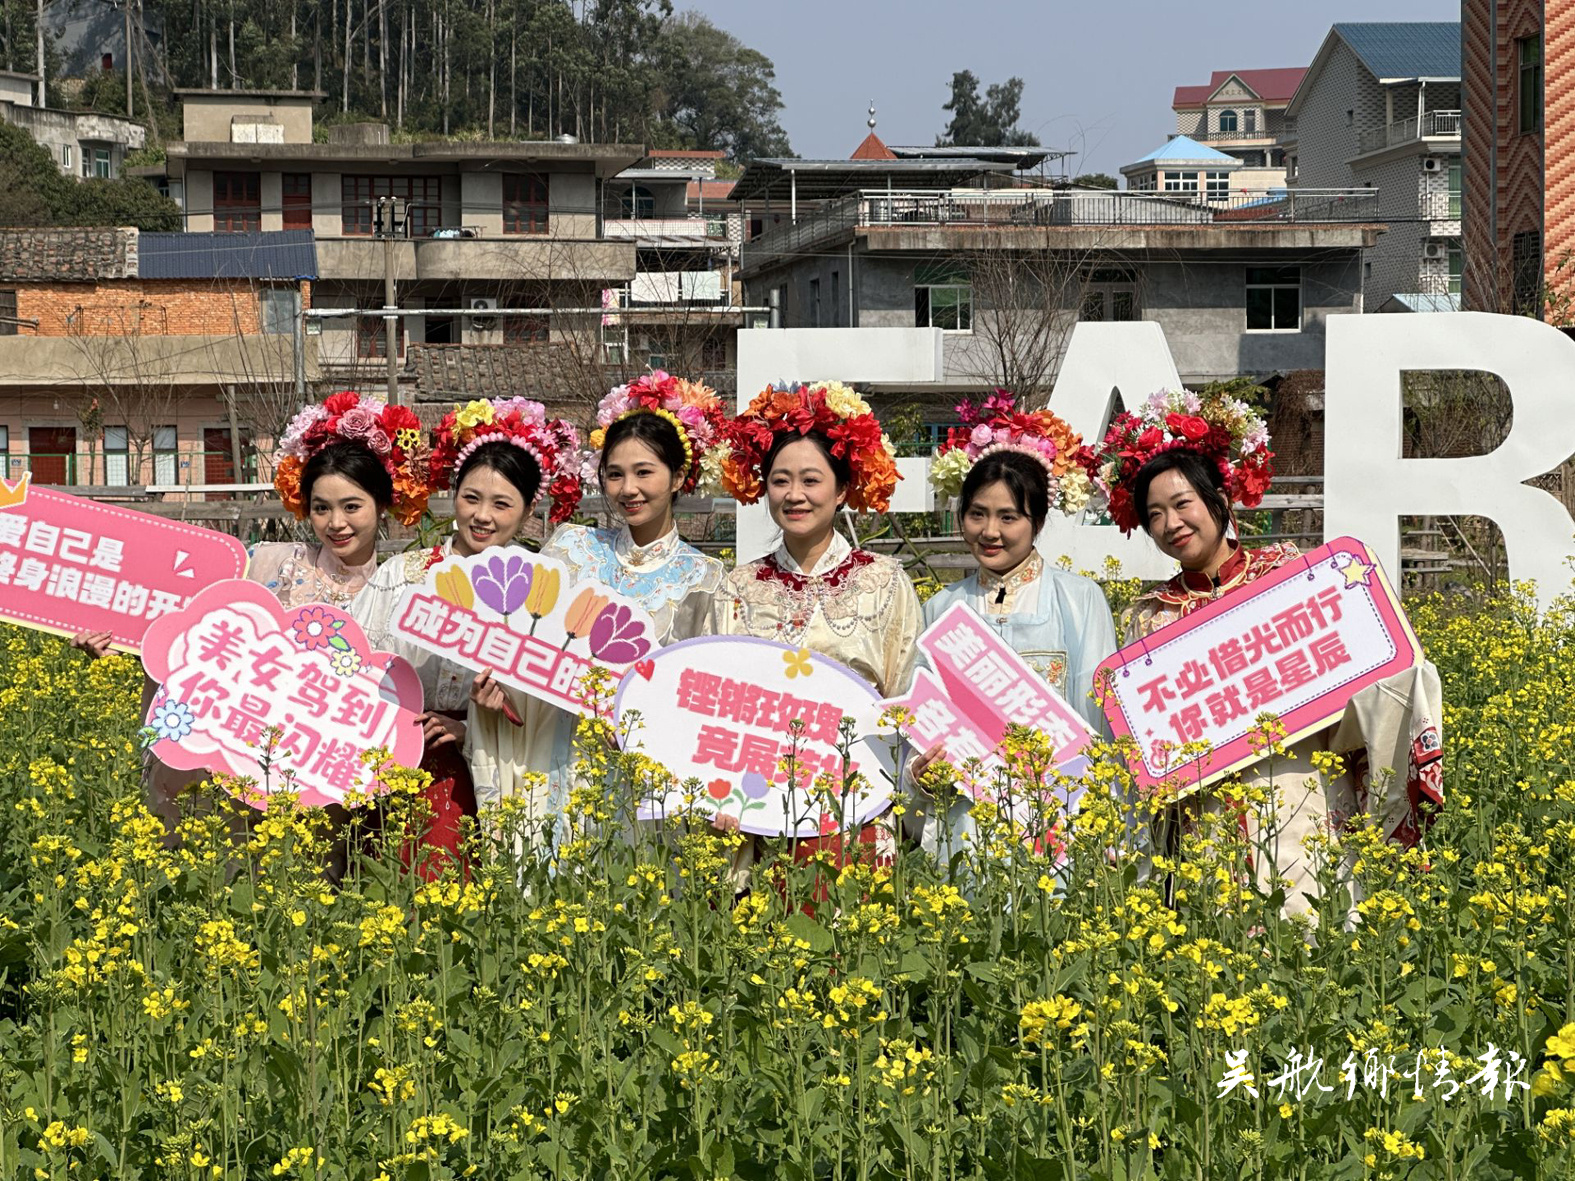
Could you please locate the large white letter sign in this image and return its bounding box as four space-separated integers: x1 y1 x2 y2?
1324 312 1575 613
1039 322 1192 581
734 327 944 562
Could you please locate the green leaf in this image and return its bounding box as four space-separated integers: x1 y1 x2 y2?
783 912 833 954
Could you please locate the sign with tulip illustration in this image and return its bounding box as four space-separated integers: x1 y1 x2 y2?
390 546 658 717
140 579 426 808
615 636 897 838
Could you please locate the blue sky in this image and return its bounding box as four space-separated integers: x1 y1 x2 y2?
680 0 1461 175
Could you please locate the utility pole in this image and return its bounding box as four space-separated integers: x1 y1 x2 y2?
123 0 133 118
377 196 402 405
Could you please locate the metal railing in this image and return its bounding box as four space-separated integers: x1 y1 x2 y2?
742 187 1381 268
1356 109 1461 155
1418 190 1463 221
1170 127 1282 143
602 215 730 241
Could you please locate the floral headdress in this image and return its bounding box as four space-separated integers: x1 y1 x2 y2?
1084 387 1274 534
587 370 732 496
722 381 899 513
929 389 1093 516
429 398 584 524
273 391 432 527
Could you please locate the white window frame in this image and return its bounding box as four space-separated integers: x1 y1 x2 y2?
104 425 131 485
1217 109 1239 133
1162 171 1199 193
915 283 973 333
152 425 178 486
1245 266 1302 333
1205 171 1231 201
60 143 72 170
93 147 111 178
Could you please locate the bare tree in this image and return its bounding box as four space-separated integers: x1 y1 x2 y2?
956 225 1134 402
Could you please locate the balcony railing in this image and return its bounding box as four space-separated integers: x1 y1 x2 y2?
602 214 731 243
1356 109 1461 155
1171 128 1281 143
742 187 1380 269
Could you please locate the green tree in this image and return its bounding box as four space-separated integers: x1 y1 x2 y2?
0 122 179 230
937 69 1040 147
1073 172 1118 189
659 12 790 161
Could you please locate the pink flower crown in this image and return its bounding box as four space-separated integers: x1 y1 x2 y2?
430 398 583 524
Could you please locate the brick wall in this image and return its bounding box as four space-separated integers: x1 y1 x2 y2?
1548 1 1575 284
10 279 309 337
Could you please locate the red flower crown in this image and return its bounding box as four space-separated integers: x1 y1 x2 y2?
272 391 432 527
1083 388 1274 534
722 382 899 514
429 398 583 524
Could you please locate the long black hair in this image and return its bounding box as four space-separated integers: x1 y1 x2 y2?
959 450 1050 536
1131 448 1231 540
455 440 542 505
598 411 689 501
300 440 393 509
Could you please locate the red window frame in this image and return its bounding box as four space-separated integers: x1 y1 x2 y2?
340 176 444 236
282 173 312 230
502 173 549 235
213 171 261 232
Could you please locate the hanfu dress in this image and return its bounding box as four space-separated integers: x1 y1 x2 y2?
350 540 479 878
1124 541 1443 921
466 523 725 839
909 550 1119 860
711 531 922 892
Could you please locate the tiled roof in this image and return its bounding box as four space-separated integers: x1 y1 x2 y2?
686 179 736 201
1173 67 1308 107
0 227 136 281
850 131 897 160
137 230 317 280
1132 135 1239 164
408 342 584 408
1334 22 1461 80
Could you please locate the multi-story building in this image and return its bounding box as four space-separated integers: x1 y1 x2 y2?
734 131 1379 418
600 149 747 391
1120 135 1282 204
1168 67 1306 190
0 226 315 487
1282 23 1462 311
0 68 146 179
1461 0 1574 317
157 89 640 410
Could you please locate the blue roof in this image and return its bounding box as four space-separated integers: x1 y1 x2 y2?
137 230 317 281
1381 292 1462 313
1134 135 1239 164
1334 22 1460 80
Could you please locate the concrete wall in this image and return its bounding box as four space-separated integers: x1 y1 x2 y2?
184 170 215 232
181 96 315 144
0 74 33 106
748 246 1363 386
549 172 598 239
0 102 145 177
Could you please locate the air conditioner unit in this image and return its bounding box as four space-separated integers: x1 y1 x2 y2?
1423 242 1447 259
467 296 498 332
1422 157 1443 172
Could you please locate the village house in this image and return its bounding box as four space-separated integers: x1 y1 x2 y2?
0 226 315 488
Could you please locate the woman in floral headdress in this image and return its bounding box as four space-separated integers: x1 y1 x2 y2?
1087 388 1443 922
475 372 729 840
351 397 582 875
73 391 433 833
712 381 922 888
907 391 1119 859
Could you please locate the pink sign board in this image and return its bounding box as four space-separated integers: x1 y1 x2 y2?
616 637 896 838
0 474 249 652
390 547 657 718
1098 536 1421 793
141 579 426 808
887 603 1096 847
